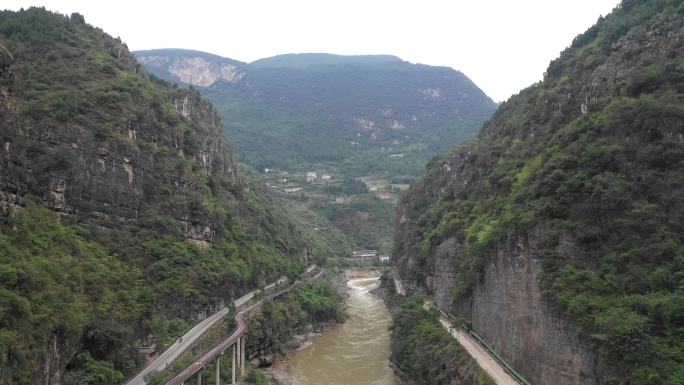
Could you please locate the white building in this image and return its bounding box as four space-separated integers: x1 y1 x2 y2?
321 174 332 180
306 172 317 182
352 250 378 258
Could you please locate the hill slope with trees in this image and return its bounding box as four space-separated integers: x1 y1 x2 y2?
393 1 684 384
135 48 497 255
0 8 346 384
135 49 497 175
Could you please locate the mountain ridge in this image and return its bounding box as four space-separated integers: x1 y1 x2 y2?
135 47 497 175
250 52 404 68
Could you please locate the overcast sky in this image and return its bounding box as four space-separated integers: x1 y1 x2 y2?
3 0 620 101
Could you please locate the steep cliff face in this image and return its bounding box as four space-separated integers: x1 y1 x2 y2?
394 2 684 384
4 17 240 242
468 232 600 385
136 49 246 87
0 43 24 219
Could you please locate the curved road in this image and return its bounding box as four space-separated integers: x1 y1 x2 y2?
164 267 323 385
164 300 252 385
125 275 290 385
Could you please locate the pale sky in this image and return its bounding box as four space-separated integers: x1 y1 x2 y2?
2 0 620 101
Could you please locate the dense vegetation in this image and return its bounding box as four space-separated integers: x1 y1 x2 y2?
389 296 492 385
250 53 404 69
0 203 143 383
246 278 344 356
0 8 346 384
394 1 684 383
136 49 496 176
313 194 396 252
136 48 496 257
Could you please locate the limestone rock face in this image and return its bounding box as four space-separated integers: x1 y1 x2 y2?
170 92 238 181
137 53 246 87
470 231 600 385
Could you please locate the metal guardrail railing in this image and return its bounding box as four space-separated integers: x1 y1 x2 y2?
463 323 532 385
435 307 532 385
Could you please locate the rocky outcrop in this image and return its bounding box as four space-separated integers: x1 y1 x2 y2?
427 236 459 310
170 92 238 182
40 333 82 385
136 51 246 87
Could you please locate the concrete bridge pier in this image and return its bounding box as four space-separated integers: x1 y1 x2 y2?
240 335 246 378
232 344 236 385
236 336 241 371
216 352 222 385
197 370 201 385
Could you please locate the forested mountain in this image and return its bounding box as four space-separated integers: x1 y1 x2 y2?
134 47 496 255
134 49 497 176
0 8 346 384
393 0 684 384
250 53 403 69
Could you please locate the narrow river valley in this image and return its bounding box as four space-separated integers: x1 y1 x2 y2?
287 277 398 385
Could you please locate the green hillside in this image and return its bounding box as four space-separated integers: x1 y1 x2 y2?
137 49 496 174
393 0 684 384
250 52 402 68
135 48 496 254
0 8 347 384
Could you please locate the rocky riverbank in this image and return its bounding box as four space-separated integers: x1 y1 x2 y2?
254 271 350 385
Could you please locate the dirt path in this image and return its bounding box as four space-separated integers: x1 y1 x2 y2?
439 318 520 385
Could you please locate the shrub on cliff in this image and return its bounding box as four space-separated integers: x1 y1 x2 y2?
389 297 493 385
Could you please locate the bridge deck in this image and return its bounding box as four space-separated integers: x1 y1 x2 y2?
125 264 317 385
162 267 323 385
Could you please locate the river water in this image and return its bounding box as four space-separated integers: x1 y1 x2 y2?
288 277 399 385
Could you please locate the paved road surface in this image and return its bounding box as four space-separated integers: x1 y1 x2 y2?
125 276 287 385
163 269 323 385
439 318 520 385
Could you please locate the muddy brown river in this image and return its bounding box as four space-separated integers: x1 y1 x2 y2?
288 277 399 385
